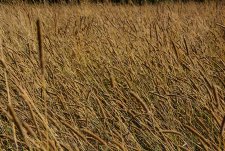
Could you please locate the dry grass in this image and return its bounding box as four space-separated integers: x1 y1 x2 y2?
0 2 225 150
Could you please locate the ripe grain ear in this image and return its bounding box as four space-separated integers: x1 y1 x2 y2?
36 19 44 78
36 19 48 149
36 19 46 103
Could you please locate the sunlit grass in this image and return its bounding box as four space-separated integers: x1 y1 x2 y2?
0 2 224 150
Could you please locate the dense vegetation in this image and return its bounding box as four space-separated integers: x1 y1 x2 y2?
0 2 225 151
0 0 223 5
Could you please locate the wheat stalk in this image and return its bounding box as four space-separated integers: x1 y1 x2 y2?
7 104 30 149
130 91 150 114
81 128 108 146
184 125 215 149
1 38 20 151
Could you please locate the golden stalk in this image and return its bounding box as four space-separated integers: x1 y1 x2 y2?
184 125 211 148
183 36 189 55
81 128 108 146
220 116 225 138
1 39 19 151
7 104 30 149
130 91 150 114
171 40 179 60
161 130 182 136
110 139 128 151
